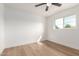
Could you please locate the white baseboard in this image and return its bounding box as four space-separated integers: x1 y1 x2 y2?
0 49 4 55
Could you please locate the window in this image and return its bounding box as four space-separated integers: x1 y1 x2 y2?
64 15 76 28
55 15 76 29
55 18 63 29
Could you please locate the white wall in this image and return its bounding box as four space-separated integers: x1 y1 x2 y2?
4 5 45 48
46 5 79 50
0 4 4 54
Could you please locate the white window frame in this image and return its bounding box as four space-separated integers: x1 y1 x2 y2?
54 15 77 30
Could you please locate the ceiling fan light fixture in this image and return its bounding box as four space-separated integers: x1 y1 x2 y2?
47 3 51 6
35 3 62 11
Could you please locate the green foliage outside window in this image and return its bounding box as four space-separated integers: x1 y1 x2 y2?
64 24 71 28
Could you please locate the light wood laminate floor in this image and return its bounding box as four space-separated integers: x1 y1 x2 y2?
1 40 79 56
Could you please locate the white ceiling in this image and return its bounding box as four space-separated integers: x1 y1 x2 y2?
6 3 79 17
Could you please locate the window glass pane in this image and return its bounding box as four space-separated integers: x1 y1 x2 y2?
55 18 63 29
64 15 76 28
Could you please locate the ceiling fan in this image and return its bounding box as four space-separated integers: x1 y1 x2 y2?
35 3 62 11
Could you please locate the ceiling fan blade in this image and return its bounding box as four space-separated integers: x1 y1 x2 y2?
52 3 62 7
45 6 49 11
35 3 46 7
